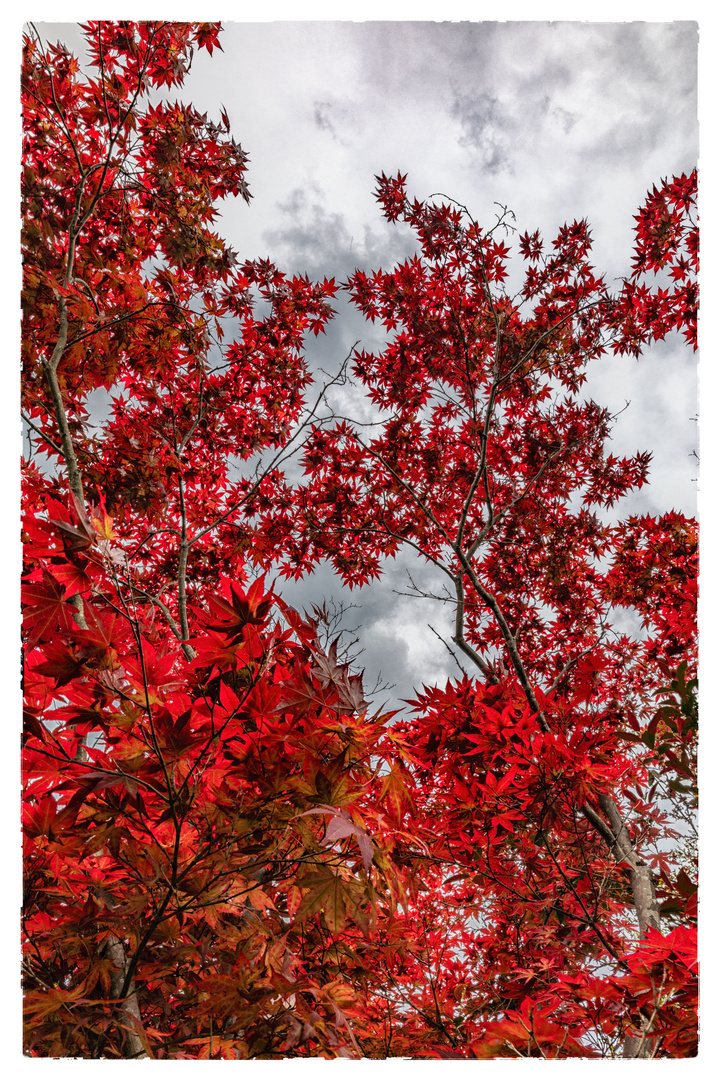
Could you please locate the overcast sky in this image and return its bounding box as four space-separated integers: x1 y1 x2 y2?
29 12 700 711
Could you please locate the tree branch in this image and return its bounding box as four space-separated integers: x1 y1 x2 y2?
41 295 84 501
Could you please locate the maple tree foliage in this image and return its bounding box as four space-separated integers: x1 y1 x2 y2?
289 171 698 1059
22 22 697 1059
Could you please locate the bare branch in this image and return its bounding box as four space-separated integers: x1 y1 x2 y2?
22 412 64 458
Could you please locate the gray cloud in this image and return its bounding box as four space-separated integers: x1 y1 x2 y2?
312 99 360 146
313 101 338 138
549 104 579 136
452 92 513 174
263 187 355 276
447 21 696 189
262 183 419 281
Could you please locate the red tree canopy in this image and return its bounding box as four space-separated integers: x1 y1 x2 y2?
22 22 697 1059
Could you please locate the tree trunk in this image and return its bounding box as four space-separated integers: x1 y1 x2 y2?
104 936 148 1059
595 794 660 1058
